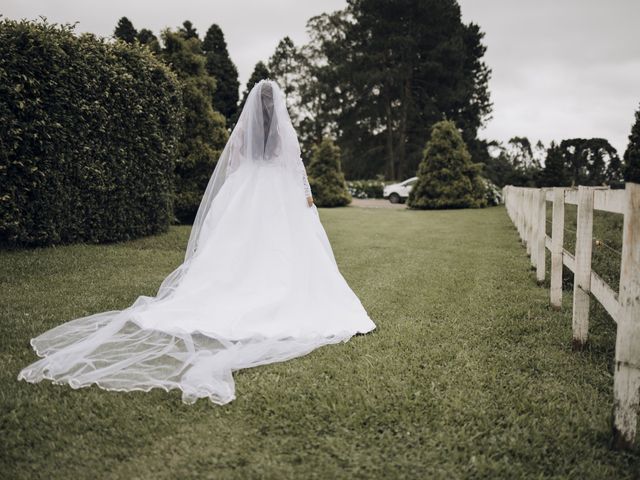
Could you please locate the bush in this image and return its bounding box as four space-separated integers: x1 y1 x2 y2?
481 178 503 206
308 139 351 207
0 19 183 247
408 120 487 209
346 179 385 199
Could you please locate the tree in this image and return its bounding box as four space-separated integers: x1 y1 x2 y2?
137 28 160 53
179 20 199 40
472 137 545 188
307 139 351 207
504 137 535 170
286 12 346 164
242 61 271 101
537 142 570 187
538 138 621 187
202 24 240 122
408 120 486 209
158 30 227 222
114 17 137 44
476 139 510 187
301 0 491 180
234 61 270 126
624 104 640 183
561 138 619 186
484 137 542 187
268 37 299 104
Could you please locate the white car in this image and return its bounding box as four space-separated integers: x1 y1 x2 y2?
383 177 418 204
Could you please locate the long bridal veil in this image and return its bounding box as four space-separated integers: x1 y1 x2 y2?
18 80 375 404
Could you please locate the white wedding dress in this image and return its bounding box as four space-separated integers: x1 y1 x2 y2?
18 80 376 404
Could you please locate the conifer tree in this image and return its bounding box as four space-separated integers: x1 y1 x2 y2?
137 28 160 53
268 36 298 101
408 120 486 209
233 61 271 126
179 20 199 40
624 104 640 183
308 139 351 207
203 24 240 121
159 30 227 222
538 142 570 187
114 17 137 43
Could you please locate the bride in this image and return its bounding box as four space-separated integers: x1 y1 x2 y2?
18 80 376 404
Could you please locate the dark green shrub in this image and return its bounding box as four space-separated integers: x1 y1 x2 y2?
308 139 351 207
0 19 183 247
408 120 487 209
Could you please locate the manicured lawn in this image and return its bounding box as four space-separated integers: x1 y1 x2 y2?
1 206 638 478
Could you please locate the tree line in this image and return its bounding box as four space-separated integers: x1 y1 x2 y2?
114 0 639 203
113 0 492 185
482 135 631 189
4 3 638 248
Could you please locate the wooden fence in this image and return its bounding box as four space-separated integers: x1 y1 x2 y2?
503 183 640 450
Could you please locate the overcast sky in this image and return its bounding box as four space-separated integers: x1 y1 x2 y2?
3 0 640 154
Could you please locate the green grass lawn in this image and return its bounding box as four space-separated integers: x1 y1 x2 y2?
1 206 639 479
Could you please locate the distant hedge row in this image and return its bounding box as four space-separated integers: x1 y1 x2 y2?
0 19 183 247
346 179 385 199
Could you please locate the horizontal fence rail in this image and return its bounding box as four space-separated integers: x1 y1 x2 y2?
503 183 640 450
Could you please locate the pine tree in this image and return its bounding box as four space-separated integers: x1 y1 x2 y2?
605 150 624 187
624 104 640 183
233 61 270 126
308 139 351 207
179 21 199 40
242 61 270 102
268 37 298 101
137 28 160 54
408 120 486 209
114 17 137 44
202 24 239 121
538 142 570 187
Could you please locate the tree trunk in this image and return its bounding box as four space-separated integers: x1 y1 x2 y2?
396 77 411 179
385 96 395 180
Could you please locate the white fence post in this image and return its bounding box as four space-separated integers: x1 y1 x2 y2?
520 189 526 244
550 188 565 309
530 190 539 268
536 189 546 283
612 182 640 450
572 186 594 350
527 190 534 261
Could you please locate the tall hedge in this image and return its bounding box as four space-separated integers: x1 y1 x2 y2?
0 20 183 247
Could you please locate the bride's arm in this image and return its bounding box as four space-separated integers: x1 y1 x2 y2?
298 157 313 206
225 127 245 178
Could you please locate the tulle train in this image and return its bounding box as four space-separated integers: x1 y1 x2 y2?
18 162 375 403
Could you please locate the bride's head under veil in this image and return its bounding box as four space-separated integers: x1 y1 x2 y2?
182 79 301 265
